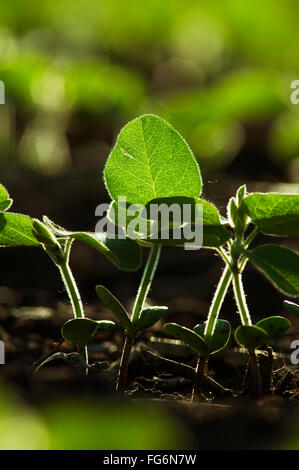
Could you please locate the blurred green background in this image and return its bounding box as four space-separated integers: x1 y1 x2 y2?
1 0 299 179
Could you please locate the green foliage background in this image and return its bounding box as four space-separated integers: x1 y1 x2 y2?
1 0 299 176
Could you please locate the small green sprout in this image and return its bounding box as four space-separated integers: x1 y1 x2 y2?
99 115 298 397
0 183 141 369
99 114 227 391
163 186 297 398
164 320 231 399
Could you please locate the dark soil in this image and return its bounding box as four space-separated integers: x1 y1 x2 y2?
1 293 298 450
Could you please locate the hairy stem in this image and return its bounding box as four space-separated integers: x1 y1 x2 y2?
230 234 263 397
191 356 207 401
59 261 84 319
59 259 89 372
131 243 161 323
116 336 134 392
249 350 262 397
204 227 258 346
204 264 232 342
117 243 161 391
244 227 259 248
232 271 251 326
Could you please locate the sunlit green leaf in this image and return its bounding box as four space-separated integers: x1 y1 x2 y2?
135 197 231 248
134 306 168 331
234 325 267 350
242 193 299 236
239 244 299 297
256 316 291 343
164 322 208 355
0 184 9 202
43 217 141 271
193 319 231 354
95 285 132 331
62 318 115 345
104 114 202 205
32 219 58 248
108 196 231 248
0 213 40 246
0 184 13 212
227 192 248 234
0 199 13 212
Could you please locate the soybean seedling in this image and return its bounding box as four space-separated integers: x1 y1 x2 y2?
165 186 298 398
0 184 141 369
95 114 230 391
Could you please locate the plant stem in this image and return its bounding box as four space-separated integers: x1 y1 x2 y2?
217 247 231 267
59 260 89 373
204 264 232 342
244 226 259 248
191 356 207 401
203 226 261 398
116 336 134 392
238 227 259 271
249 350 262 397
64 237 73 261
204 233 256 344
131 243 161 323
231 244 262 397
232 271 251 326
117 243 162 391
59 261 84 319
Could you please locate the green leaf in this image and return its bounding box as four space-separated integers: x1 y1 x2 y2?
284 300 299 317
62 318 115 345
235 325 268 350
193 319 231 354
227 197 238 227
256 316 291 343
43 216 141 271
163 322 208 356
32 219 58 248
0 184 13 212
107 200 153 239
140 198 231 248
143 197 219 224
0 199 13 212
236 185 247 206
0 213 40 246
242 193 299 236
239 244 299 297
0 184 9 201
95 285 132 331
227 196 248 235
104 114 202 205
198 199 232 247
134 306 168 331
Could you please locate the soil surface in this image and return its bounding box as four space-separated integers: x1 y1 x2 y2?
1 292 298 450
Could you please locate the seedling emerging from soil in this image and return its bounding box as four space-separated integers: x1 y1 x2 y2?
98 114 230 390
0 184 141 368
165 186 298 398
